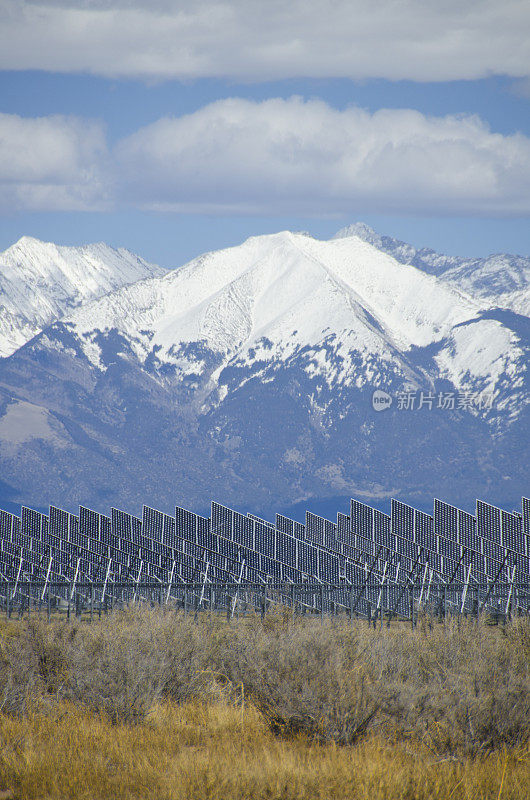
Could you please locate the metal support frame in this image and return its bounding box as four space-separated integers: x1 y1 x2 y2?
390 549 424 617
505 564 516 616
479 551 509 613
40 551 53 601
11 550 23 600
350 546 384 615
460 561 473 613
0 579 528 619
376 561 388 617
417 562 429 610
198 560 210 612
69 558 80 604
101 558 112 604
133 560 143 603
165 562 175 604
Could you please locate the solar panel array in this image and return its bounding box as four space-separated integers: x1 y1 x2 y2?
0 494 528 616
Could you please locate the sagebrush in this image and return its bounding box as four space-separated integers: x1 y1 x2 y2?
0 607 528 756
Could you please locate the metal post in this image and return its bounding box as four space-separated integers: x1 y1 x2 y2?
418 563 428 610
47 584 51 622
261 584 266 621
460 562 472 613
101 559 112 605
505 565 516 619
165 563 175 605
70 559 80 607
199 562 210 616
229 561 244 620
41 553 53 601
133 561 142 603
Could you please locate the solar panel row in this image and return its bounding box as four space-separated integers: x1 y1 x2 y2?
0 495 528 616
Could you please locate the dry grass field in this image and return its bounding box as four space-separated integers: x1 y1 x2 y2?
0 607 528 799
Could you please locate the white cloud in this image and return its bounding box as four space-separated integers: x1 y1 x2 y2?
0 113 110 211
1 1 530 82
116 97 530 216
2 99 530 216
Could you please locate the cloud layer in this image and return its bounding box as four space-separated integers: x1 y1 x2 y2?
0 113 109 212
1 1 530 82
2 98 530 216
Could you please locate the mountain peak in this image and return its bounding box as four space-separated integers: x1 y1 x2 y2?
332 222 381 246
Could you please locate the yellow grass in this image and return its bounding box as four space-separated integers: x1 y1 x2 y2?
0 610 528 798
0 700 528 800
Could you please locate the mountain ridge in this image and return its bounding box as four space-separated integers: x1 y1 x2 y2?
0 235 167 358
0 226 527 515
334 223 530 317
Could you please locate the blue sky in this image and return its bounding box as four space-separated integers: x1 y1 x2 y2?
1 1 530 267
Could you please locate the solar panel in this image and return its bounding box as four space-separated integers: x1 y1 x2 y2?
391 500 416 542
476 499 525 571
0 510 17 541
477 500 503 545
502 507 525 555
276 513 306 540
21 507 47 540
306 512 337 549
142 505 165 541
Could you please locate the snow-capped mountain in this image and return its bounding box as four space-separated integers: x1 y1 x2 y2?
0 229 527 516
0 236 166 357
334 223 530 317
62 230 525 417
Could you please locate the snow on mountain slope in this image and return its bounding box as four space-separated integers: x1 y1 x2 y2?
66 231 472 361
59 230 527 414
0 236 166 357
439 256 530 317
334 223 530 316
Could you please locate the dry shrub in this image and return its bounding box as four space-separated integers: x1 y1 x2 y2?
216 617 391 744
0 607 528 754
63 608 171 722
0 618 71 714
385 617 530 755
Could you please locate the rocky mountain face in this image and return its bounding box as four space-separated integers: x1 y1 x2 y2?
0 228 527 518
